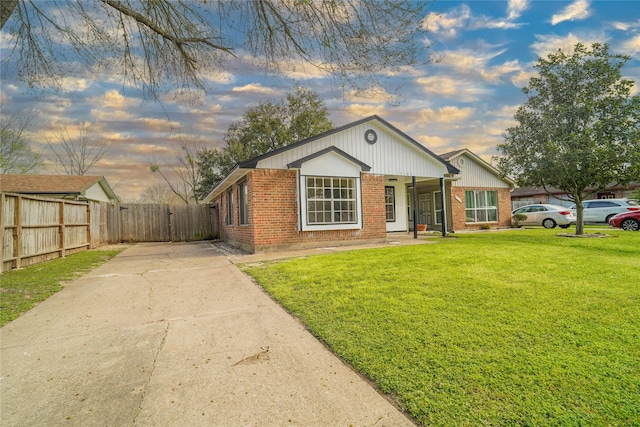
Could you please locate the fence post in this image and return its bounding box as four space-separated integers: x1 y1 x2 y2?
15 196 22 269
59 200 66 257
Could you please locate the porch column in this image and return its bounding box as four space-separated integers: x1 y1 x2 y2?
439 178 448 237
412 176 418 239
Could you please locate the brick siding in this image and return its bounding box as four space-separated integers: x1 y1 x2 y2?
219 169 387 253
450 187 512 230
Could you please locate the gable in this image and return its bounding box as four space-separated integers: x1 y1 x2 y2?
288 146 369 177
252 117 455 177
445 152 513 189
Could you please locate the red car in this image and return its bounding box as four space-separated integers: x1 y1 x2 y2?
608 210 640 231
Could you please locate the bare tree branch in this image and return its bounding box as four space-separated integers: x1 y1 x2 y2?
49 123 107 175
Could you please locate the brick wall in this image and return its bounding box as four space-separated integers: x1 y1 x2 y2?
450 187 512 230
222 170 384 252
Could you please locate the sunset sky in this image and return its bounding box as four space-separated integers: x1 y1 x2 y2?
1 0 639 200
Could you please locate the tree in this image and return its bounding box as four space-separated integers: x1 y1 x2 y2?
0 111 42 173
138 183 182 204
49 123 106 175
497 43 640 235
1 1 431 97
149 140 203 205
195 86 333 198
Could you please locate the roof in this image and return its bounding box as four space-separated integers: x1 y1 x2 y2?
0 174 119 201
204 116 459 202
237 115 458 174
511 182 640 198
439 148 516 188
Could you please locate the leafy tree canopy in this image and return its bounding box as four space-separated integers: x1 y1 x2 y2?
195 86 333 199
497 42 640 235
1 0 431 97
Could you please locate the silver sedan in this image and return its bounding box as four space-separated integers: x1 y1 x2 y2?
512 204 576 229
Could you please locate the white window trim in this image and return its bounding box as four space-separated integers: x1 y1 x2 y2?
299 174 363 231
465 190 499 223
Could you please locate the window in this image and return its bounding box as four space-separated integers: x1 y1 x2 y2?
226 188 234 225
306 177 357 225
434 191 443 224
238 181 248 225
465 190 498 222
385 186 396 222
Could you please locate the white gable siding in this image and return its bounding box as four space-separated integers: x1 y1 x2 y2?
256 121 449 178
84 183 112 202
450 154 509 188
299 151 361 177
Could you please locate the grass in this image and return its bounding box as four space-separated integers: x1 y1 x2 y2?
243 229 640 426
0 248 123 327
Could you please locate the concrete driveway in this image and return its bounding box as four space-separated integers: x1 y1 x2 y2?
1 241 415 427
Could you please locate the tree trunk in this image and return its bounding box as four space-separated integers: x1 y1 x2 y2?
0 0 18 29
575 201 584 235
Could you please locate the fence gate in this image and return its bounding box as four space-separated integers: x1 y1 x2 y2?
102 203 217 244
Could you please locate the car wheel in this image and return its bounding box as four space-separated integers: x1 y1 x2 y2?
542 218 557 229
559 224 570 229
605 214 616 223
621 218 640 231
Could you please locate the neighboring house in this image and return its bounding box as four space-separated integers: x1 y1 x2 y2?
0 174 119 203
511 182 640 209
439 149 515 230
203 115 460 253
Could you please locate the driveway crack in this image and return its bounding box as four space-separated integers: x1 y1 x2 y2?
131 321 170 426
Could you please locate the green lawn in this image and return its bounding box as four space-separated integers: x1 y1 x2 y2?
0 248 123 327
243 229 640 426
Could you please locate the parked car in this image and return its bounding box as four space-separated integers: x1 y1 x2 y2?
512 204 576 229
569 198 640 223
608 211 640 231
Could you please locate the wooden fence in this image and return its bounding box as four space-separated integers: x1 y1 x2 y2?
92 202 218 244
1 193 218 272
1 193 91 272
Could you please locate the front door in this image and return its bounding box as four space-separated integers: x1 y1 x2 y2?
419 194 432 226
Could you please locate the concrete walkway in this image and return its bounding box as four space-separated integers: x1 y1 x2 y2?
1 241 416 427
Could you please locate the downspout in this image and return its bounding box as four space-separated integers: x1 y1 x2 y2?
439 178 448 237
412 176 418 239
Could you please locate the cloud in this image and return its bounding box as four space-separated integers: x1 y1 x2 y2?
436 48 523 83
424 2 527 39
135 117 180 133
611 19 640 31
531 33 605 58
508 0 530 20
423 5 471 39
620 35 640 55
344 103 387 118
419 106 475 124
511 70 537 88
232 83 278 95
344 87 396 103
417 75 490 102
551 0 590 26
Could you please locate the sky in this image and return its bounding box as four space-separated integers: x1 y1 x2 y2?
1 0 639 200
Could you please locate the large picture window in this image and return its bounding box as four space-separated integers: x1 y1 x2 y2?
306 177 357 225
238 181 248 225
385 186 396 222
465 190 498 222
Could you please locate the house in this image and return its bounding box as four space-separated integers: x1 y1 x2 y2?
511 182 640 209
203 116 460 253
0 174 119 203
439 149 515 230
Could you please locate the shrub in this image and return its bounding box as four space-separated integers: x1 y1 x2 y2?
512 213 528 227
